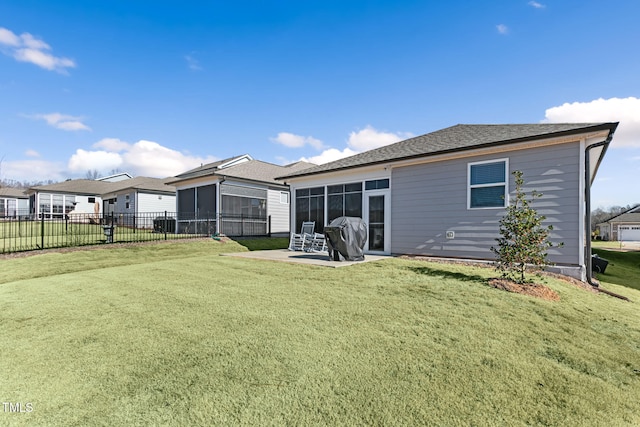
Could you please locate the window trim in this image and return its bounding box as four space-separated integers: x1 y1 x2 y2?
467 158 509 210
280 192 289 204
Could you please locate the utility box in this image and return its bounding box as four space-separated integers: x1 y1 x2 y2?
591 254 609 274
102 225 116 243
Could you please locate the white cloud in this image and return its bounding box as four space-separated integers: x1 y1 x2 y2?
68 149 123 172
1 159 66 183
543 97 640 148
93 138 130 152
185 54 202 71
0 28 20 46
301 148 359 165
0 27 75 73
528 1 546 9
347 125 412 151
68 139 218 177
496 24 509 35
25 149 40 157
271 132 324 150
29 113 91 131
296 126 412 165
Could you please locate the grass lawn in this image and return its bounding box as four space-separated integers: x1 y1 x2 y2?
592 247 640 292
0 219 206 253
1 239 640 426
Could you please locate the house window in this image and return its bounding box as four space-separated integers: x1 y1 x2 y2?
328 183 362 223
295 187 325 233
88 197 96 203
280 192 289 204
468 159 508 209
65 196 76 214
365 179 390 190
222 195 266 219
39 194 51 217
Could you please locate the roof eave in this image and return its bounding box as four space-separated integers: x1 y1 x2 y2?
278 123 619 180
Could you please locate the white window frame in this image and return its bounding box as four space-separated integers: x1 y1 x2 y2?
467 158 509 210
280 191 290 204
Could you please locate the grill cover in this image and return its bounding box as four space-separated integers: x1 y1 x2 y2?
324 216 368 261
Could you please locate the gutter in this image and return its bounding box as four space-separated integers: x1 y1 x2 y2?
584 133 630 301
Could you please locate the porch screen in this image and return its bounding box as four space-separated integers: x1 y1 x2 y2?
196 184 216 218
178 188 195 220
328 182 362 223
295 187 324 233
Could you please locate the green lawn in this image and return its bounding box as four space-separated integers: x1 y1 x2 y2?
1 239 640 426
592 247 640 291
0 220 203 253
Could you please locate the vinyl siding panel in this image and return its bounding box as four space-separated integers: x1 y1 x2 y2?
391 143 581 265
267 190 290 234
137 193 176 214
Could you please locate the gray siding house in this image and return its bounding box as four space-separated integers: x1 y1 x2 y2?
278 123 618 281
169 155 313 236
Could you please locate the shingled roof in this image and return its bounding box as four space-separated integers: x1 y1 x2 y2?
603 205 640 224
103 177 176 194
29 177 176 196
0 187 29 198
171 156 315 186
173 155 249 181
278 123 618 179
28 179 114 195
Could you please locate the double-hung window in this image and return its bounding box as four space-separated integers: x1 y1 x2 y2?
468 159 508 209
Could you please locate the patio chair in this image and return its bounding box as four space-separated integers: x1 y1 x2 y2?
289 221 315 251
305 232 328 253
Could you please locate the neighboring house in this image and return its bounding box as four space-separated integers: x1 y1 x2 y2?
0 187 29 217
101 177 177 228
278 123 618 281
596 205 640 241
27 180 113 220
26 176 177 226
169 154 314 236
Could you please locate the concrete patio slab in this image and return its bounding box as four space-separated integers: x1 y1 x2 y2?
221 249 390 267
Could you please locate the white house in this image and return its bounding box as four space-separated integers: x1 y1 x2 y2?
169 155 313 236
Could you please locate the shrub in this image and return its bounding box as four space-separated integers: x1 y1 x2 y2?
491 170 563 284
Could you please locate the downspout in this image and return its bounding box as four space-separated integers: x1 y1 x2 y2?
584 136 630 301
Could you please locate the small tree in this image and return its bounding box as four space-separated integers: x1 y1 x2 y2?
491 170 562 284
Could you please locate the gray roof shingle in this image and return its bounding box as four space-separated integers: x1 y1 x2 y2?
0 187 29 198
171 157 315 185
278 123 618 179
606 206 640 224
28 177 176 196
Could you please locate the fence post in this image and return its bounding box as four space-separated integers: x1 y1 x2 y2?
164 211 168 240
110 212 115 243
40 213 45 250
268 215 271 237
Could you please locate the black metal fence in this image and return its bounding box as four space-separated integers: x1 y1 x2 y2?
0 211 270 254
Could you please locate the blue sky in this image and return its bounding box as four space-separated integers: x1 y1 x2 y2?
0 0 638 209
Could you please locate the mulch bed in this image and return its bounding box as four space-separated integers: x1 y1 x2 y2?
487 277 560 301
401 255 599 301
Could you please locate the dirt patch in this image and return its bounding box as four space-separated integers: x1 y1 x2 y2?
488 278 560 301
